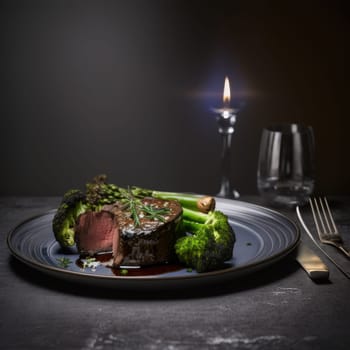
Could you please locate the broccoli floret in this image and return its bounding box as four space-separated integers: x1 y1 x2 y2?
52 189 87 248
175 209 235 272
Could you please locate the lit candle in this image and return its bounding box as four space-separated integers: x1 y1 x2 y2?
213 76 236 119
223 76 231 108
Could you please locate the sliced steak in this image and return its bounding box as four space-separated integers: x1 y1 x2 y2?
75 210 119 256
75 198 183 267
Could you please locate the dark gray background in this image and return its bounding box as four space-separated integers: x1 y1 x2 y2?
1 0 349 196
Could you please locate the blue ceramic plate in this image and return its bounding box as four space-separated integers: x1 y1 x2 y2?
7 199 300 290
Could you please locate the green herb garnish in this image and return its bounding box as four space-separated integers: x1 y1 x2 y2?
119 187 142 226
119 187 170 227
140 204 170 222
56 257 72 268
81 257 100 271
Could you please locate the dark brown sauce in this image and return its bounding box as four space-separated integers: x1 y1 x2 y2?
95 252 113 263
76 252 184 276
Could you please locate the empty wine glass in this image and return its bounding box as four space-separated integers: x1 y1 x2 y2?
257 123 315 207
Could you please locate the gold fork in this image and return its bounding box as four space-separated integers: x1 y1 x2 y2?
309 197 350 258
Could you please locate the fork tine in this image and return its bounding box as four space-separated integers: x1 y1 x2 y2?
309 198 323 240
314 198 327 234
319 197 334 235
323 197 339 234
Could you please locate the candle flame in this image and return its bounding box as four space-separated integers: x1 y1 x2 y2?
223 76 231 105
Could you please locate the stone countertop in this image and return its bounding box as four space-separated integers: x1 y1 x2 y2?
0 196 349 350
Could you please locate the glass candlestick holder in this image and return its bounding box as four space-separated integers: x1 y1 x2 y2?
213 107 240 199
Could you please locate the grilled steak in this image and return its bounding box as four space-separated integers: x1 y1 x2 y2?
75 198 183 267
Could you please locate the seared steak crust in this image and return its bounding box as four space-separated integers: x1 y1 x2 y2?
112 198 183 266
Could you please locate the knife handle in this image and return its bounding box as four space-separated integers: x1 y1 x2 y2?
295 244 329 280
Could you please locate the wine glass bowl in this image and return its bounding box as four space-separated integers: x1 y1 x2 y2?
257 123 315 207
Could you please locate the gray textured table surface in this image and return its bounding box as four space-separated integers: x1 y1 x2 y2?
1 196 349 350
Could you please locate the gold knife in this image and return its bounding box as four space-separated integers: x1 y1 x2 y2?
295 243 329 280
